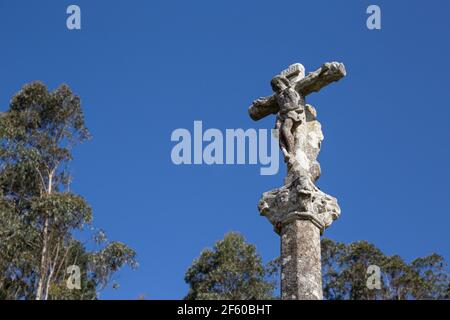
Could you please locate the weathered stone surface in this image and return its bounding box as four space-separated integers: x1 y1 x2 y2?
295 62 346 96
258 171 341 234
249 62 346 300
258 102 341 234
248 62 346 121
281 220 322 300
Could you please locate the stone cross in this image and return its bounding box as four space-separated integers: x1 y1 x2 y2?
248 62 346 300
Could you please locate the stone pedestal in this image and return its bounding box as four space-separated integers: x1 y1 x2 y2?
281 219 322 300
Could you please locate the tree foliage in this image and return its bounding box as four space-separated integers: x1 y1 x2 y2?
184 232 277 300
321 239 449 300
0 82 137 300
185 233 449 300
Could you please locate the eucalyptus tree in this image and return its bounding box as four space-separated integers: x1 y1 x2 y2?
0 82 136 300
184 232 277 300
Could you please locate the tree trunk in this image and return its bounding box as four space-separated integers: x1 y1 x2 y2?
35 171 54 300
35 217 49 300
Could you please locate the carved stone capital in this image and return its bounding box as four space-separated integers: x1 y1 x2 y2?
258 174 340 234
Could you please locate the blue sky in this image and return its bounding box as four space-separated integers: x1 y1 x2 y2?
1 0 449 299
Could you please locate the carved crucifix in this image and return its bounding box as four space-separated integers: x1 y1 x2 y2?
249 62 346 160
248 62 346 300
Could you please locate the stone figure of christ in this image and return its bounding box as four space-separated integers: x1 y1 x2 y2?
249 62 346 163
270 75 306 161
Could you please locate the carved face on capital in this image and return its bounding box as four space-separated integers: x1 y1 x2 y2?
271 76 290 93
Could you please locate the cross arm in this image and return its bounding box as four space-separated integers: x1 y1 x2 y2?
295 62 346 96
248 95 279 121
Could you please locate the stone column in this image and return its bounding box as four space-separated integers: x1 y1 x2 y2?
280 219 322 300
